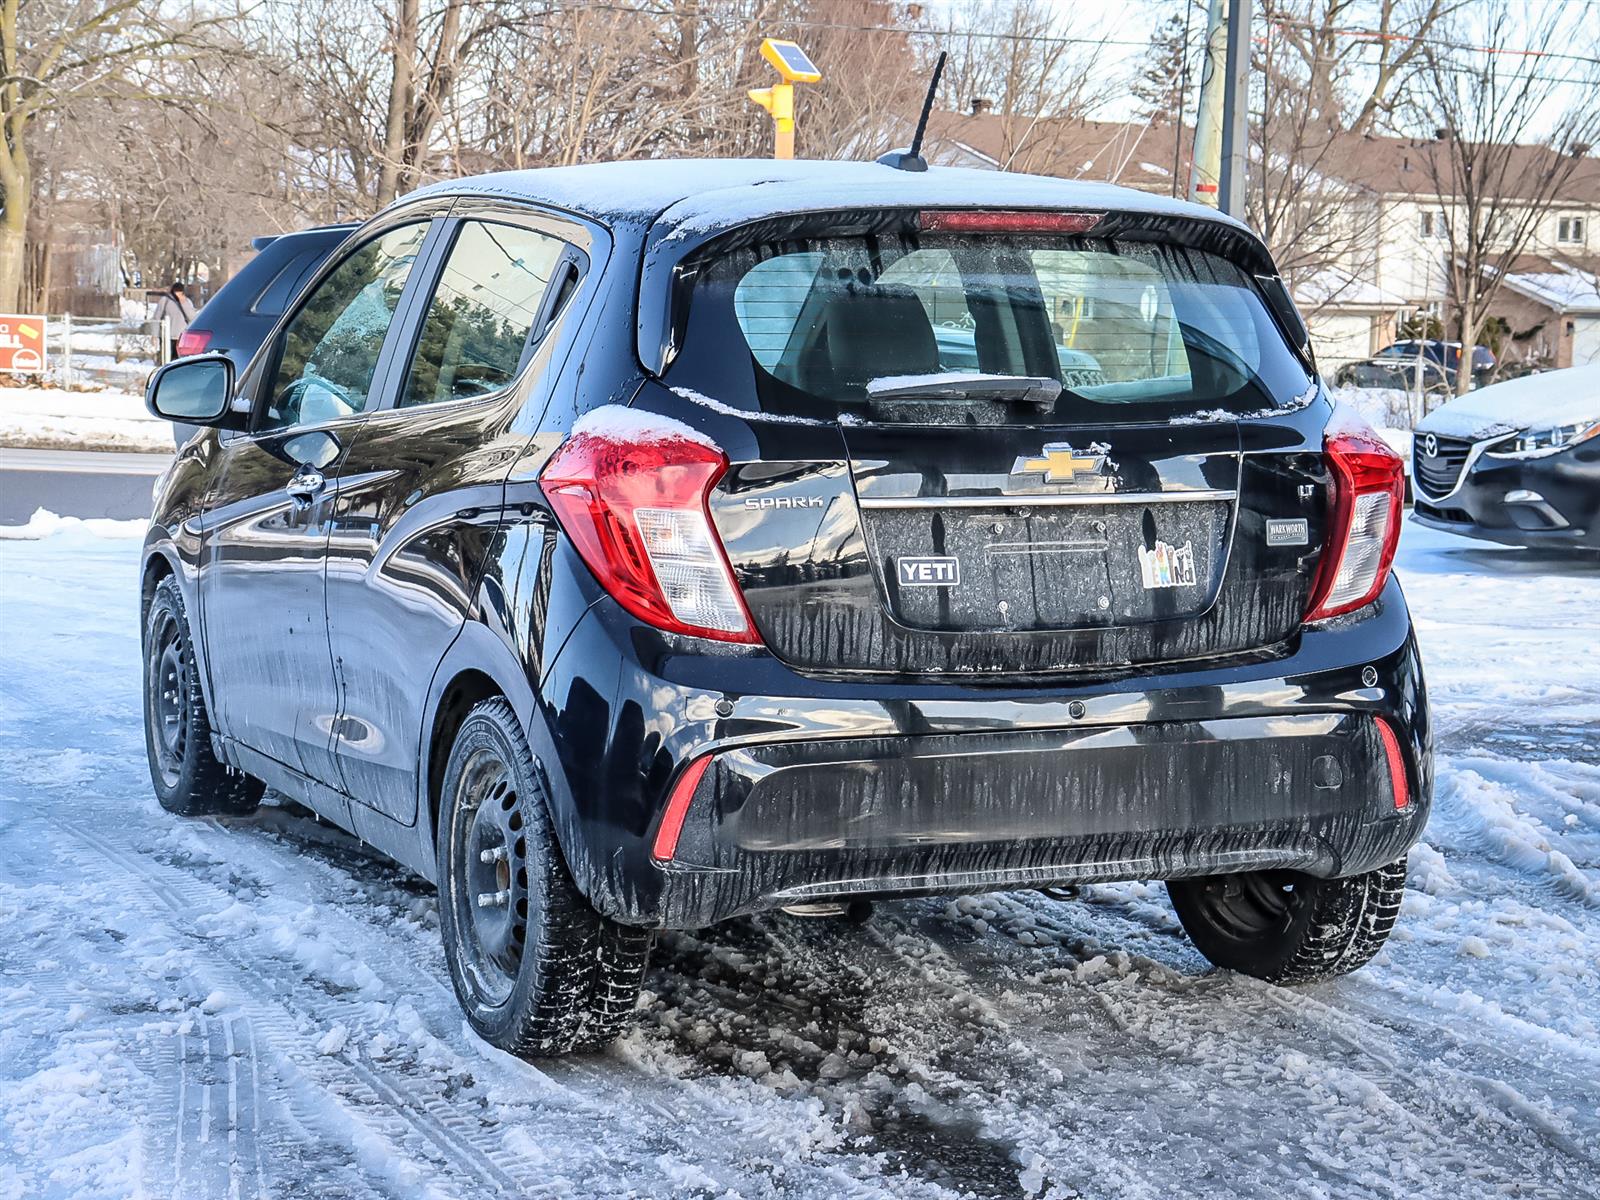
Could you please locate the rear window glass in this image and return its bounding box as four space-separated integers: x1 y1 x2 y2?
251 246 331 316
667 231 1312 422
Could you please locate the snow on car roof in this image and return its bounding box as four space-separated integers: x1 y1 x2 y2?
402 157 1247 237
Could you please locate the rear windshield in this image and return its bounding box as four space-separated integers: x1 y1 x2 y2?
251 245 334 316
664 230 1313 422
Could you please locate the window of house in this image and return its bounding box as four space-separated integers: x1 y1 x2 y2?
1419 211 1445 239
1558 216 1585 244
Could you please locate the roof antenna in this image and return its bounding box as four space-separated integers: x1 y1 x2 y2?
878 50 946 172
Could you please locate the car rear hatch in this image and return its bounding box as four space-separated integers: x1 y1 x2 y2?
654 207 1334 676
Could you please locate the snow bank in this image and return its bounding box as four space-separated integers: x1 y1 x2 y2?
0 383 168 452
0 508 147 540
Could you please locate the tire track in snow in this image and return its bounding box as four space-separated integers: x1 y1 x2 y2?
50 807 948 1200
849 889 1594 1199
52 814 583 1199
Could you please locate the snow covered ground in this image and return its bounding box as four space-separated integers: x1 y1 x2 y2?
1 517 1596 1200
0 385 168 453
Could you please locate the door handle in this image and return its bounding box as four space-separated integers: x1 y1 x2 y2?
285 467 326 506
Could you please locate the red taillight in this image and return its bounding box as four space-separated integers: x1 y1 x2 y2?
1305 409 1405 622
651 753 714 862
175 329 211 357
1375 718 1410 810
539 408 760 643
918 210 1103 234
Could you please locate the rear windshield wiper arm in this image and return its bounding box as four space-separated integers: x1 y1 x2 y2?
865 373 1064 409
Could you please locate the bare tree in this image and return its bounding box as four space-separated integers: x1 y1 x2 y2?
1405 2 1600 393
937 0 1105 173
1249 0 1460 316
0 0 230 310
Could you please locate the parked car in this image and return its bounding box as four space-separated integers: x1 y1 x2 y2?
1374 339 1496 388
1333 355 1455 395
177 223 359 366
139 160 1429 1057
164 223 356 445
1411 363 1600 551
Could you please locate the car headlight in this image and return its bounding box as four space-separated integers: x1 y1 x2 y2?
1487 418 1600 457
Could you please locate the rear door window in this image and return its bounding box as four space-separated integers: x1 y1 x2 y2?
673 227 1311 423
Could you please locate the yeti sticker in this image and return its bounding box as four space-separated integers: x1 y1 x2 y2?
1138 540 1197 589
897 556 961 587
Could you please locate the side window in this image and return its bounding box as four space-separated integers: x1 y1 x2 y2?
398 221 568 408
262 222 429 432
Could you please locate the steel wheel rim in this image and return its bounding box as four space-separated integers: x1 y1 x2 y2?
447 746 529 1008
148 612 188 788
1191 871 1305 941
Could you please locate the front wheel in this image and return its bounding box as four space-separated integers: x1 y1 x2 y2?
436 698 651 1056
142 575 263 817
1167 859 1406 984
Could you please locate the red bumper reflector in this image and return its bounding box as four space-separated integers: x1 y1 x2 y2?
651 753 714 863
918 209 1103 234
1375 718 1410 810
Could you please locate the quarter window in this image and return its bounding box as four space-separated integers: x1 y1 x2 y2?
399 221 568 408
263 222 429 431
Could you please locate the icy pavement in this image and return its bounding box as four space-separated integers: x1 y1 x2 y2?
1 518 1596 1200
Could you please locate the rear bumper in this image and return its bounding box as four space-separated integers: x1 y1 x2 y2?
536 572 1430 929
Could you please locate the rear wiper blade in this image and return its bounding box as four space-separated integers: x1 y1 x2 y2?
865 373 1064 408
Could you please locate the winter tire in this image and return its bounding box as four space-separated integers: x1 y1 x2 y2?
142 575 264 817
436 697 651 1056
1167 858 1407 984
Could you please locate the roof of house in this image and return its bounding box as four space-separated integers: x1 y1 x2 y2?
1498 253 1600 313
922 114 1600 205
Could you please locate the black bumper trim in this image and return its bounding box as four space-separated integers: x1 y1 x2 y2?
654 712 1422 926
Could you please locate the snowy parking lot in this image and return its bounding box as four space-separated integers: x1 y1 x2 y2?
1 516 1596 1200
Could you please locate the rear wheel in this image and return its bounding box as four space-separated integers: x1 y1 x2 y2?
436 698 651 1056
1167 859 1406 984
142 576 263 817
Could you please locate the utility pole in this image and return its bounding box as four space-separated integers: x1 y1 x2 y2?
1188 0 1226 207
1218 0 1252 217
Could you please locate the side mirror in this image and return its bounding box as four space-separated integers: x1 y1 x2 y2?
146 353 243 428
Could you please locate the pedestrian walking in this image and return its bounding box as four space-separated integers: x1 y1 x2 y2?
153 281 198 361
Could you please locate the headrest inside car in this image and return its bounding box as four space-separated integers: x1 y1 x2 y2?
814 286 939 391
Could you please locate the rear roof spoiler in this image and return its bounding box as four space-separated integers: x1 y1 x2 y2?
250 221 362 253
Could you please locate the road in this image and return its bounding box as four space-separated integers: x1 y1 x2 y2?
0 521 1596 1200
0 446 170 524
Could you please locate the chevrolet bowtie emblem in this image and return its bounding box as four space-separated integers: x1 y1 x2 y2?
1011 442 1112 487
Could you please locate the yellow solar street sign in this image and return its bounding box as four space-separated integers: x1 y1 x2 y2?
759 38 821 84
749 38 820 159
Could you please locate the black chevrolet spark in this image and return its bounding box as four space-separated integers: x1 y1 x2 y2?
141 160 1428 1056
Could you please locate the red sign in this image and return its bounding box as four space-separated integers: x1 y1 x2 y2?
0 313 46 373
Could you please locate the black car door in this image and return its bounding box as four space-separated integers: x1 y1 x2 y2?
199 215 447 785
324 207 591 822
